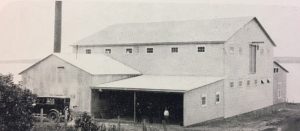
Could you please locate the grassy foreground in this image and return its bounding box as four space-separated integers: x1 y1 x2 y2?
32 103 300 131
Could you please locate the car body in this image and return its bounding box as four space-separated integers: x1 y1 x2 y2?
33 96 70 121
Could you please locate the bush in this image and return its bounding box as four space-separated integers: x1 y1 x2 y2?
75 112 99 131
0 74 36 131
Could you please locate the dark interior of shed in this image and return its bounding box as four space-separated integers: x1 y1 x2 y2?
91 90 183 125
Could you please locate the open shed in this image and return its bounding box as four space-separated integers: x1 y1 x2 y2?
91 75 223 125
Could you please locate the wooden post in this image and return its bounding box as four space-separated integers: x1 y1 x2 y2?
40 108 44 123
64 110 68 126
162 120 167 131
117 115 121 131
134 91 136 123
142 119 147 131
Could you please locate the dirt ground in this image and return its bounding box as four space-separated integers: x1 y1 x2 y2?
32 103 300 131
186 103 300 131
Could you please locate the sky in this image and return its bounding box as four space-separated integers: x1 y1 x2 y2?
0 0 300 60
0 0 300 102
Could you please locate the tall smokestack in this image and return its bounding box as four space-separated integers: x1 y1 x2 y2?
54 1 62 53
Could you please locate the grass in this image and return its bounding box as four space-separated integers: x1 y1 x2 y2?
32 103 300 131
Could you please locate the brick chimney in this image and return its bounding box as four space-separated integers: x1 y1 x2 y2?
54 1 62 53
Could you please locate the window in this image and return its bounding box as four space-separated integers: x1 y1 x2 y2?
230 82 234 87
105 49 111 54
126 48 133 54
239 81 243 87
57 66 64 69
274 68 279 73
247 80 251 86
46 98 55 105
201 94 207 106
249 45 257 73
86 49 91 54
267 79 270 83
147 48 153 53
215 92 220 104
198 46 205 52
171 47 178 53
261 80 264 84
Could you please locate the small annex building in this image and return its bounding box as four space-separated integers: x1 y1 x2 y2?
273 61 289 104
20 17 286 126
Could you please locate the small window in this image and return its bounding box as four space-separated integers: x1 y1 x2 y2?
171 47 178 53
215 92 220 104
201 95 207 106
126 48 133 54
239 81 243 87
57 66 65 69
105 49 111 54
147 48 153 53
86 49 91 54
198 46 205 52
230 82 234 88
46 98 55 105
274 68 279 73
267 79 270 83
261 80 264 84
247 80 250 86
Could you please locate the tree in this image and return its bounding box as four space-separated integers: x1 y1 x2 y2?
0 74 36 131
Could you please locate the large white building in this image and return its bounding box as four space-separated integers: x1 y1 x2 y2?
20 17 283 126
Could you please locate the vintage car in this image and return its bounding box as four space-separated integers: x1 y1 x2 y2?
33 96 70 121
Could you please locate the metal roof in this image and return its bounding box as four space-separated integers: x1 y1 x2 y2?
20 53 141 75
92 75 223 93
74 17 275 46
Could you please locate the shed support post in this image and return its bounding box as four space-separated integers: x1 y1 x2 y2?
134 91 136 123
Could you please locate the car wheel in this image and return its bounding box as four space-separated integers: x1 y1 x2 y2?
48 111 59 122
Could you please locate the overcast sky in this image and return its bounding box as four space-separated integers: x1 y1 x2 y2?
0 0 300 60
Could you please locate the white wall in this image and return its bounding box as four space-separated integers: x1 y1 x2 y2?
74 43 225 76
281 63 300 103
224 19 274 117
21 55 136 112
184 80 224 126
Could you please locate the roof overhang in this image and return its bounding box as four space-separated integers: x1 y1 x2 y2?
71 41 225 47
92 75 224 93
274 61 289 73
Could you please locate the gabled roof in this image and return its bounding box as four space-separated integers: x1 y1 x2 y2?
274 61 289 73
74 17 275 46
19 53 141 75
92 75 223 93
